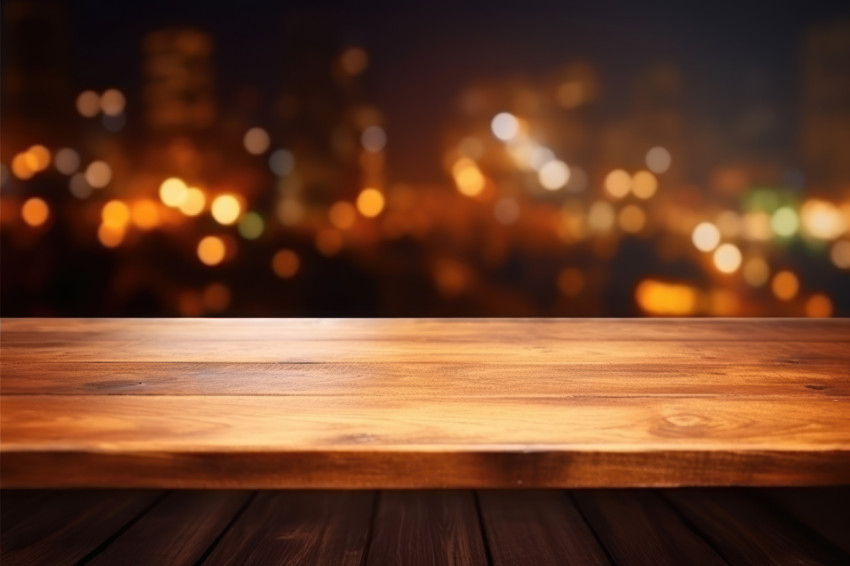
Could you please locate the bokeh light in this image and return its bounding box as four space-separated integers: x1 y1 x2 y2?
272 249 300 278
179 187 206 216
356 188 385 217
771 270 799 301
604 169 631 199
340 47 369 75
159 178 188 207
54 148 80 175
211 194 242 225
805 294 832 317
631 170 657 199
329 201 357 229
243 127 270 155
692 222 721 252
101 200 130 229
21 197 49 227
238 212 264 239
713 243 742 274
490 112 519 141
197 236 227 266
130 200 160 230
76 90 100 117
85 161 112 188
100 89 126 116
538 160 570 191
645 147 671 174
361 126 387 152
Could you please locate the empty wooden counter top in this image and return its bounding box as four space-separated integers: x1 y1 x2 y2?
1 318 848 488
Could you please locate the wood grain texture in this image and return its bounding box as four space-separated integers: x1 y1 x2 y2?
478 490 610 565
0 490 161 566
1 318 849 488
202 491 374 566
86 491 250 566
663 489 849 565
365 491 487 565
571 490 726 565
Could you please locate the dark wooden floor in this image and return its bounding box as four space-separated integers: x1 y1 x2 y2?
2 487 848 565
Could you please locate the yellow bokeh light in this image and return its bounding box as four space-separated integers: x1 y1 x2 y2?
800 199 846 240
604 169 631 199
76 90 100 117
453 158 486 197
635 279 698 315
329 201 357 229
618 204 646 233
356 188 385 217
631 170 657 199
85 161 112 188
130 200 160 230
243 127 270 155
211 194 242 225
97 224 125 248
197 236 226 266
805 294 832 318
101 200 130 229
341 47 369 75
713 243 742 274
771 270 799 301
742 257 770 287
691 222 720 252
21 197 49 227
272 249 300 278
179 187 206 216
100 89 126 116
159 178 188 207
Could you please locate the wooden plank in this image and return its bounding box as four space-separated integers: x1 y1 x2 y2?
762 487 850 555
3 361 848 397
86 491 250 566
663 489 848 565
3 317 846 342
2 395 848 488
365 491 487 565
3 337 847 364
572 489 726 565
478 490 610 565
0 490 162 566
202 491 374 565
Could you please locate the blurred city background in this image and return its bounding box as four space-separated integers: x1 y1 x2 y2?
2 1 849 317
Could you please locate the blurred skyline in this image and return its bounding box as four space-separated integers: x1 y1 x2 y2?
2 1 850 317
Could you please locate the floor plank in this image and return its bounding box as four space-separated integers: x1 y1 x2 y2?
762 486 850 555
478 490 610 565
86 491 250 566
0 490 162 566
663 489 848 565
365 491 487 565
202 491 374 566
572 489 726 566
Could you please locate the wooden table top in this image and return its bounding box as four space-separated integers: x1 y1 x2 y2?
1 318 848 488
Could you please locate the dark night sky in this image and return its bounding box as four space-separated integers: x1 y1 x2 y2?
12 0 850 181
